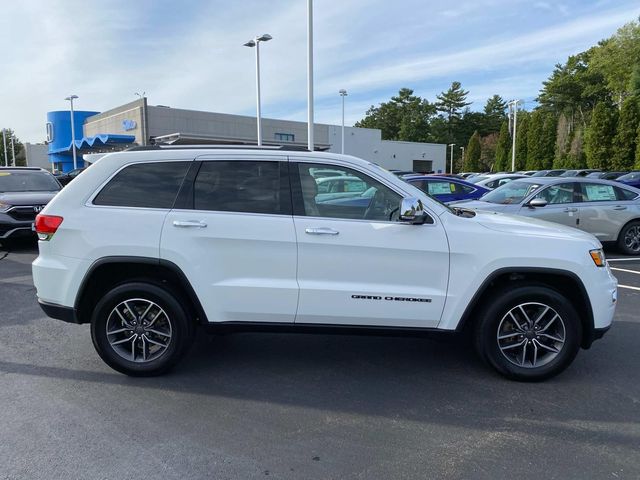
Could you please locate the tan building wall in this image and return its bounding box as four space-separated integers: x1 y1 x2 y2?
83 99 147 145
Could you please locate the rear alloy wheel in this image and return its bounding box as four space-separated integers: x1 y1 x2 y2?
618 221 640 255
475 284 582 381
91 282 194 376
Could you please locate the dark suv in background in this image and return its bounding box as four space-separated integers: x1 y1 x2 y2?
0 167 61 242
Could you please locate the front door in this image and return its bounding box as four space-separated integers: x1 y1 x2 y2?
518 182 580 228
160 157 298 323
291 160 450 328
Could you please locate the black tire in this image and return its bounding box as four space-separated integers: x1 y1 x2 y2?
617 220 640 255
91 282 195 376
474 284 582 381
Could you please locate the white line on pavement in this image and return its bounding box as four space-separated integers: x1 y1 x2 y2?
618 284 640 291
611 267 640 274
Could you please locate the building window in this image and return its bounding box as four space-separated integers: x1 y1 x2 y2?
275 133 294 142
46 122 54 143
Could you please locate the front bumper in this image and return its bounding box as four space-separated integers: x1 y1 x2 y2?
0 210 36 239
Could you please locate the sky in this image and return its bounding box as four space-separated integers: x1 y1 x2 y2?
1 0 640 143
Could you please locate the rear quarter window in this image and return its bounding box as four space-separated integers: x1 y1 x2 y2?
93 161 191 208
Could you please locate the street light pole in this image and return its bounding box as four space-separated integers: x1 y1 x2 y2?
508 99 521 172
65 95 79 170
339 89 347 154
448 143 456 174
10 136 15 166
460 146 465 169
307 0 314 151
2 129 7 167
244 34 272 147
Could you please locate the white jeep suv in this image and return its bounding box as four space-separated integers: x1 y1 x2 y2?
32 146 617 380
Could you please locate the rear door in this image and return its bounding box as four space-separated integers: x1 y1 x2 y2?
160 156 298 323
291 159 449 328
517 182 580 228
577 182 640 241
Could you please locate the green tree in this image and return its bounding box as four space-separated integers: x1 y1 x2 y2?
584 102 618 169
636 124 640 168
514 111 530 170
0 128 25 167
436 81 471 143
526 111 545 170
494 121 510 172
541 113 558 169
355 88 436 142
612 96 640 170
464 131 481 171
589 22 640 105
483 94 508 133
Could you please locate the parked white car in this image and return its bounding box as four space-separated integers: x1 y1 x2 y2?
468 173 528 189
32 146 617 380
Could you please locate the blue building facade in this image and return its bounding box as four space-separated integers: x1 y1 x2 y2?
46 110 136 172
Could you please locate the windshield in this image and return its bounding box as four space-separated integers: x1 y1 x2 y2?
618 171 640 181
468 175 490 184
560 170 577 177
0 171 61 192
480 180 542 204
530 170 549 177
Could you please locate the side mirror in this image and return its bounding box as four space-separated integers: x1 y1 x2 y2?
528 198 548 208
400 197 428 224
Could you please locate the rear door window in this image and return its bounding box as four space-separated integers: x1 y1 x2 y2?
93 161 190 208
580 183 617 202
193 161 290 215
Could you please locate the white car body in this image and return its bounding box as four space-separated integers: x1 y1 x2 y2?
32 147 617 378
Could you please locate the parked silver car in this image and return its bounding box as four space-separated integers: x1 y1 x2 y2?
455 177 640 254
468 173 528 189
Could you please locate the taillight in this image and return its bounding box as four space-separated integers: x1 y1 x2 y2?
35 214 63 240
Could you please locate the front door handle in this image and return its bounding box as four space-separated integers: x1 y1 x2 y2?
173 220 207 228
563 207 578 213
613 205 627 211
305 227 339 235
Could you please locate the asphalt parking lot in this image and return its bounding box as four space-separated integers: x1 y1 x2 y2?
1 240 639 480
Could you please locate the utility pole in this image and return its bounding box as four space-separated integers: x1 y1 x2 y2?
10 136 15 166
2 129 7 167
460 146 465 170
307 0 314 151
448 143 456 174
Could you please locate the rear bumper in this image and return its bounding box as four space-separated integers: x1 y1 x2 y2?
38 299 79 324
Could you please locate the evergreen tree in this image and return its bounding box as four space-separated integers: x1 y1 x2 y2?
514 111 529 170
526 111 545 170
483 95 508 133
584 102 618 169
541 113 558 169
635 123 640 168
465 131 481 171
494 121 510 171
611 96 640 170
436 81 471 143
0 128 24 167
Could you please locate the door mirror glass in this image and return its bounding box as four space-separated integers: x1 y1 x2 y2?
400 197 427 224
528 198 548 208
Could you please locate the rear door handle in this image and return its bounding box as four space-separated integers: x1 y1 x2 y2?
563 207 578 213
613 205 627 211
173 220 207 228
305 227 339 235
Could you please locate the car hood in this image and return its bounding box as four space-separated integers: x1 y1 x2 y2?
471 209 599 244
0 191 59 206
450 199 512 212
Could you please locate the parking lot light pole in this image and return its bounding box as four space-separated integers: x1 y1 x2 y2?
339 89 347 154
448 143 455 174
307 0 314 151
2 129 7 166
460 146 465 170
244 34 272 147
508 99 521 172
11 135 15 166
65 95 79 170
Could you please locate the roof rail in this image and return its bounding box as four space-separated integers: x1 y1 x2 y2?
125 144 311 152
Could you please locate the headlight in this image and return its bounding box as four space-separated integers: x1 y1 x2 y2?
589 248 606 267
0 201 10 212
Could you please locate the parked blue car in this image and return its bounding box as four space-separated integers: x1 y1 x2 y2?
616 171 640 189
404 175 491 203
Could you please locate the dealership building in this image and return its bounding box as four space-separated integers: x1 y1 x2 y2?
32 98 446 173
